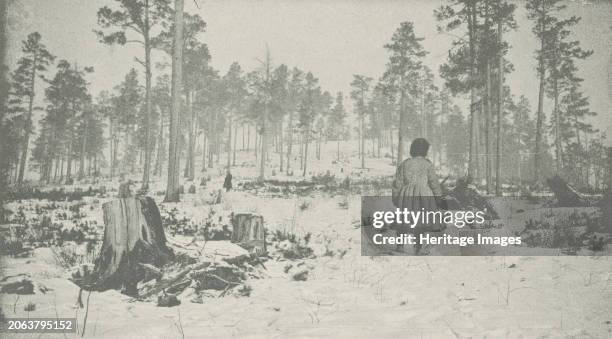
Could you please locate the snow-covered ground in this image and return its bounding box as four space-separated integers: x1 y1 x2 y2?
2 143 612 338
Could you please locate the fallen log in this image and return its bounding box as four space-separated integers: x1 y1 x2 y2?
89 197 173 295
138 261 211 299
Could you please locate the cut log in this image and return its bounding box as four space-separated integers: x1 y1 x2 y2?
546 175 589 207
90 197 173 295
231 213 265 254
138 261 211 298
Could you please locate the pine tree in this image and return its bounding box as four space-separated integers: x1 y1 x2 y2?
285 67 305 175
270 64 289 171
165 0 184 202
329 92 347 162
436 1 481 180
156 12 208 180
33 60 92 183
526 0 563 184
223 62 247 171
298 72 321 176
152 74 171 176
350 74 373 169
11 32 55 184
545 14 592 173
112 69 142 177
95 0 172 190
0 0 11 219
383 21 427 165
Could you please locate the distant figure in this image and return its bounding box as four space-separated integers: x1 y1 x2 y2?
223 170 233 192
392 138 443 254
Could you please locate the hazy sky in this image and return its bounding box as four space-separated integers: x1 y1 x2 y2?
7 0 612 143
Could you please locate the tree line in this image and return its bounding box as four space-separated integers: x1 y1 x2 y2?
0 0 609 205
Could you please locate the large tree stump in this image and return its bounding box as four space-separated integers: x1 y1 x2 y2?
90 197 173 295
231 213 265 254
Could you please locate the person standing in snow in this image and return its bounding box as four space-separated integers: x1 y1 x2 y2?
392 138 444 254
223 170 233 192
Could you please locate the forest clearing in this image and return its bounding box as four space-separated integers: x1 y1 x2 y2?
1 0 612 338
2 142 612 337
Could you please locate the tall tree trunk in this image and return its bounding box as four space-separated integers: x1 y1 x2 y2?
216 125 220 164
208 113 214 168
467 1 479 181
164 0 184 203
397 89 405 165
0 0 9 213
377 130 381 158
142 0 153 190
66 129 74 182
227 114 232 169
259 54 270 182
17 53 37 184
299 133 304 170
65 84 81 183
54 156 60 182
317 132 321 161
302 128 309 177
553 74 561 173
420 80 426 137
286 112 293 174
78 117 88 179
496 6 503 197
485 59 492 193
259 113 266 181
534 8 546 184
60 156 64 181
233 124 237 166
188 91 195 180
201 133 207 171
109 120 115 178
254 124 259 164
360 114 365 168
113 139 119 178
279 119 283 172
154 115 164 176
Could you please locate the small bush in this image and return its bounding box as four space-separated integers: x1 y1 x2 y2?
269 230 314 259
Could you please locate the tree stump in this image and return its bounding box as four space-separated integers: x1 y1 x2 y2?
90 197 173 295
231 213 265 254
546 175 589 207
